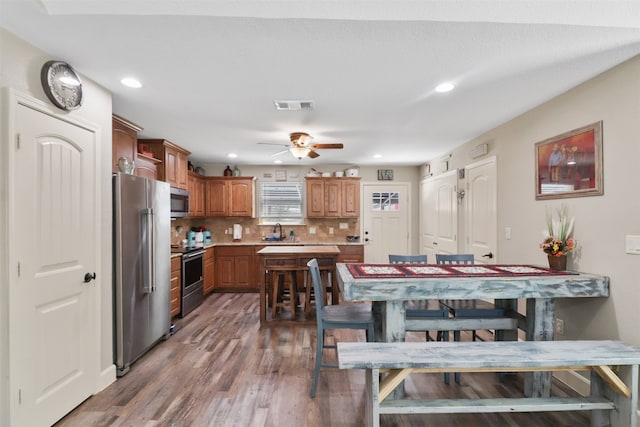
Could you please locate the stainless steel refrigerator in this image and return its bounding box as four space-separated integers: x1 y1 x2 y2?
113 173 171 376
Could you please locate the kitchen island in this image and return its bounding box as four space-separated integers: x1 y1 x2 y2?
257 245 341 323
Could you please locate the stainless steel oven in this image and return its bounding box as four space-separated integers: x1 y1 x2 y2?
180 248 205 316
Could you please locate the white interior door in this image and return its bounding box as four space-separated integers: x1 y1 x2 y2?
420 170 458 261
362 183 410 263
465 157 497 264
10 99 99 426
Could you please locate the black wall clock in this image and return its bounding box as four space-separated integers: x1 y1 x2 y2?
40 60 83 111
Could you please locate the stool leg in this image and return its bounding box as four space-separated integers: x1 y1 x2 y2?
271 271 282 319
289 271 298 317
304 271 313 316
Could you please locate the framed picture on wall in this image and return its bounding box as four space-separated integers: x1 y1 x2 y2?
534 121 603 200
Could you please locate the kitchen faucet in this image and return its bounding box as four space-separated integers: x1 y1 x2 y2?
274 223 283 240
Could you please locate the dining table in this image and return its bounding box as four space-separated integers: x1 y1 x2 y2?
336 262 610 398
257 245 341 323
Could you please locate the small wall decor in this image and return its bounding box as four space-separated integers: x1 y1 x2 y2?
534 121 603 200
275 170 287 181
377 169 394 181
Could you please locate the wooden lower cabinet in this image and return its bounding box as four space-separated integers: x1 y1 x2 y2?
170 256 181 318
337 244 364 263
214 246 257 291
203 247 215 296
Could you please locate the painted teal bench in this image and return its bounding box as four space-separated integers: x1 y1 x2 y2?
337 340 640 427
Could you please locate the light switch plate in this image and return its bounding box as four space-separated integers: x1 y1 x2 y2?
328 227 334 235
625 235 640 254
309 227 316 234
339 222 348 229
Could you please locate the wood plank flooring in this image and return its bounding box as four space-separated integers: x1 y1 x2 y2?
55 293 590 426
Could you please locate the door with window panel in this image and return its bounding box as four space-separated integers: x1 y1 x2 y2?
362 184 410 263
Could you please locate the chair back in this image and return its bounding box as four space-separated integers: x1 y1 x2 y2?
388 254 427 264
307 258 326 321
435 254 474 265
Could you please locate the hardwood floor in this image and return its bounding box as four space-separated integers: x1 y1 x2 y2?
56 293 590 426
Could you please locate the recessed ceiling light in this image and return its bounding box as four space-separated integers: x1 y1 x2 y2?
121 77 142 88
435 82 455 93
274 160 283 164
228 153 237 158
373 154 382 159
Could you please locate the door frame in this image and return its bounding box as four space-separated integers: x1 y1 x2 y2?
360 181 412 263
1 88 102 426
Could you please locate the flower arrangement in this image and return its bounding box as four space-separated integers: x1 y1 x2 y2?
540 205 576 257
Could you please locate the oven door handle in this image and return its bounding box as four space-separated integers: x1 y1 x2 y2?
183 250 206 259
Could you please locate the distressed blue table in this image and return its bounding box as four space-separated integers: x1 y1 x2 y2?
336 263 610 397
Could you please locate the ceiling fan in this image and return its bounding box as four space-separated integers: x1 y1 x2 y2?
258 132 344 159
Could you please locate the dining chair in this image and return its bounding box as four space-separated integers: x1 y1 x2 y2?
389 254 451 384
388 254 450 342
308 258 375 398
436 253 508 383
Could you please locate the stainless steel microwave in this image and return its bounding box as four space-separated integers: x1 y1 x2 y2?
170 187 189 217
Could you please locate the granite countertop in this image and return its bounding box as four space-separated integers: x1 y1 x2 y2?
171 241 362 256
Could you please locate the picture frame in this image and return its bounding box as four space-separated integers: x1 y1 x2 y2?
377 169 394 181
534 121 603 200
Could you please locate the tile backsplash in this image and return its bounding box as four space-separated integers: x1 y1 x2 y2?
171 217 360 245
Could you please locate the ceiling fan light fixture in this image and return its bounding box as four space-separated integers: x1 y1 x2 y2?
290 132 312 146
289 146 311 159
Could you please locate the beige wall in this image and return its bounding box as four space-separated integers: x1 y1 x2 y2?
0 28 115 424
426 55 640 345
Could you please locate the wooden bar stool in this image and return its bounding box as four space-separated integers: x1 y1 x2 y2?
304 269 328 316
271 270 298 319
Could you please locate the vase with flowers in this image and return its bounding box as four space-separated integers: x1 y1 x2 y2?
540 205 576 271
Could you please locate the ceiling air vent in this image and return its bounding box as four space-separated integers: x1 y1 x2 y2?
273 100 314 111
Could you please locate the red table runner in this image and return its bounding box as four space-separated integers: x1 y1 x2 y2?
346 264 576 279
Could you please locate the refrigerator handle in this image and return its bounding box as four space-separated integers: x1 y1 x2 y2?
142 208 155 293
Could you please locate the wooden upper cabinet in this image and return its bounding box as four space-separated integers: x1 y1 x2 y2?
205 178 227 216
135 154 162 180
341 179 360 217
138 139 190 189
112 115 142 174
205 177 255 217
188 171 205 217
228 179 254 216
306 177 360 218
306 179 325 217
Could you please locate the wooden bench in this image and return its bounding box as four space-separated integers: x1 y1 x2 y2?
337 340 640 427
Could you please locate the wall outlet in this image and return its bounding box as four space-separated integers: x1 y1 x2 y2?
504 227 512 240
339 222 348 230
555 318 565 335
309 227 316 234
328 227 334 235
245 227 250 235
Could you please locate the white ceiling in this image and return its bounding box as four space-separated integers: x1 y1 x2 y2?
2 1 639 166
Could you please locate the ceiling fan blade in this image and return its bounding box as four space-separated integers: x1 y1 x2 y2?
310 143 343 149
272 149 289 157
257 142 289 147
308 150 320 159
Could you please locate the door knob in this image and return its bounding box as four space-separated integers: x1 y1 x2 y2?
482 252 494 259
84 272 96 283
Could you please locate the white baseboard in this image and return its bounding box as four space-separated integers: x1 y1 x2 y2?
96 364 116 393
